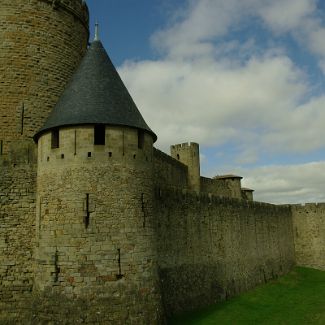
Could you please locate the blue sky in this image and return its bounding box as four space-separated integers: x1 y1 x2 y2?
86 0 325 204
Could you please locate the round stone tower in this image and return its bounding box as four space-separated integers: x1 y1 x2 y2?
33 36 162 323
0 0 89 155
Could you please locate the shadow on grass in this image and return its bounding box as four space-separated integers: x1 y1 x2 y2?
169 267 325 325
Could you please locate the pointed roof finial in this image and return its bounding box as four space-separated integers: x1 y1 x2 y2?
94 21 99 41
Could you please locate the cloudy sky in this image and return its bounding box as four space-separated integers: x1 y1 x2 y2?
86 0 325 204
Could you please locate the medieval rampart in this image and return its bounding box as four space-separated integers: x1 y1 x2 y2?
32 126 163 324
154 189 295 316
291 203 325 271
153 148 188 189
201 176 233 197
0 145 37 322
1 1 325 322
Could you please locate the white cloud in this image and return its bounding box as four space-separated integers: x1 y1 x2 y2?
117 0 325 203
258 0 316 32
256 0 325 67
261 95 325 153
306 23 325 57
240 162 325 204
151 0 243 59
120 51 312 153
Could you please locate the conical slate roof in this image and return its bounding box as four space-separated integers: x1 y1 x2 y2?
34 40 157 141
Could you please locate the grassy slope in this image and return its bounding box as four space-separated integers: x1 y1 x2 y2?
169 267 325 325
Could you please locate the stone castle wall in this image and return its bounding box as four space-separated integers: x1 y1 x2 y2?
0 1 89 320
201 176 232 197
292 204 325 271
0 0 89 154
0 145 37 322
154 190 296 316
200 176 242 198
1 1 324 322
32 126 163 324
153 148 188 190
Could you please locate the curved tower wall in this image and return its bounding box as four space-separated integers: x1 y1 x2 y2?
0 0 89 154
35 125 162 323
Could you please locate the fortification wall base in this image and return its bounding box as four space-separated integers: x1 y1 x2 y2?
155 189 296 316
291 204 325 271
0 289 163 325
0 162 37 322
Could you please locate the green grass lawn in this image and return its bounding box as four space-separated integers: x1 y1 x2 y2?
169 267 325 325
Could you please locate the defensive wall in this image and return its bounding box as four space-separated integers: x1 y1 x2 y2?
152 145 325 317
0 142 37 321
154 190 295 316
31 125 162 324
200 175 243 199
0 138 325 323
292 203 325 271
0 0 325 322
153 148 188 190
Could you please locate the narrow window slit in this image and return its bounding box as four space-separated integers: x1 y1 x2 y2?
20 103 24 135
108 152 112 157
61 154 64 159
122 131 125 156
141 193 146 228
116 248 124 279
88 152 92 158
84 193 90 228
54 249 60 283
74 130 77 155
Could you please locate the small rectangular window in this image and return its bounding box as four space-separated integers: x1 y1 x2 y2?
51 129 59 149
94 125 105 145
138 130 145 149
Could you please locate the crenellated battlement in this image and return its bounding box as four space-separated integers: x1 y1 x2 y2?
155 185 283 210
171 142 199 150
291 202 325 209
171 142 200 192
37 126 153 169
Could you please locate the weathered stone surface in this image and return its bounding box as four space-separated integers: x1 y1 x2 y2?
0 0 88 154
0 158 36 323
155 189 296 316
34 126 163 323
292 204 325 271
0 1 324 323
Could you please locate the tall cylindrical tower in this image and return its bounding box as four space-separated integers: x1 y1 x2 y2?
33 40 163 323
0 0 89 155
